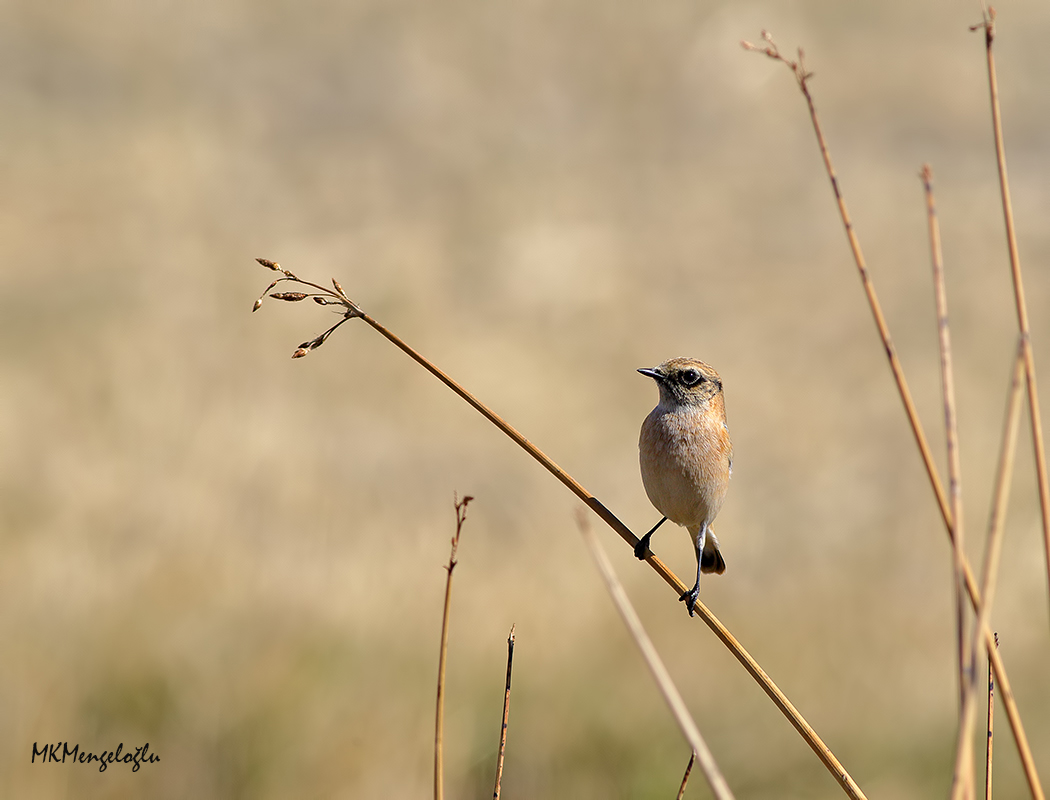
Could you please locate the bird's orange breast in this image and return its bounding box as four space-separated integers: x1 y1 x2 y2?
639 396 732 531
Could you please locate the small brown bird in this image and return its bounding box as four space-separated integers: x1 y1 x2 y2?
637 358 732 616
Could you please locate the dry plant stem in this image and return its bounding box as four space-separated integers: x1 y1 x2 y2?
974 9 1050 623
434 575 451 800
982 624 1043 800
985 633 998 800
985 662 994 800
435 494 473 800
741 38 954 536
254 261 868 799
925 166 975 800
492 624 515 800
741 38 1044 799
577 514 734 800
358 312 867 799
953 348 1026 800
677 751 697 800
923 165 970 713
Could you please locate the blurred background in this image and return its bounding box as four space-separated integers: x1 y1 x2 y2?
2 1 1049 797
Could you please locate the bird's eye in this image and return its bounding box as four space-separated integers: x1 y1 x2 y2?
680 368 703 387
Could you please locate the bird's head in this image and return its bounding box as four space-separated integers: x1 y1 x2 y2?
638 357 723 408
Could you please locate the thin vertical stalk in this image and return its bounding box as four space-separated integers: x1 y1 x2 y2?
924 166 974 800
435 574 451 800
975 8 1050 622
435 495 473 800
923 165 969 711
986 633 999 800
677 751 697 800
741 37 1043 799
492 625 516 800
953 348 1026 800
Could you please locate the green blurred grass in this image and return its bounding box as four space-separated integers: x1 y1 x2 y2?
2 1 1049 797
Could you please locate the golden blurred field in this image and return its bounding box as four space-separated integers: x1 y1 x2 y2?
3 1 1049 797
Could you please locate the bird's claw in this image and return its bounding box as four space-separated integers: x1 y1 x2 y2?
633 536 651 560
679 585 700 616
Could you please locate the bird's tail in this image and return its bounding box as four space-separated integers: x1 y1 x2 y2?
700 530 726 575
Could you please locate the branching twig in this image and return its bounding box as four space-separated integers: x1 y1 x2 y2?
576 512 734 800
252 258 364 358
970 5 1050 631
492 624 515 800
743 35 1044 800
435 493 473 800
252 257 869 800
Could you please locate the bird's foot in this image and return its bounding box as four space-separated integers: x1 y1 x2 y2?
634 532 653 560
679 583 700 617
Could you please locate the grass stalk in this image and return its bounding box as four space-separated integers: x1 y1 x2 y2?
492 624 516 800
971 7 1050 627
676 751 697 800
952 347 1026 800
982 622 1043 800
742 37 1043 799
576 513 734 800
986 633 999 800
435 494 473 800
742 36 953 536
923 165 970 707
253 258 869 799
924 165 975 800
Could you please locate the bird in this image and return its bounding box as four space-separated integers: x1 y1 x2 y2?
636 357 732 616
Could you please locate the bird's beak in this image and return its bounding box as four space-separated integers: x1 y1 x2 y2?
637 367 663 381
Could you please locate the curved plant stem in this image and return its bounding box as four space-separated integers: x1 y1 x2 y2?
357 310 867 798
254 259 869 799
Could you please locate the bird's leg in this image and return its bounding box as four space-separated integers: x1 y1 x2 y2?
679 526 706 616
634 516 668 560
